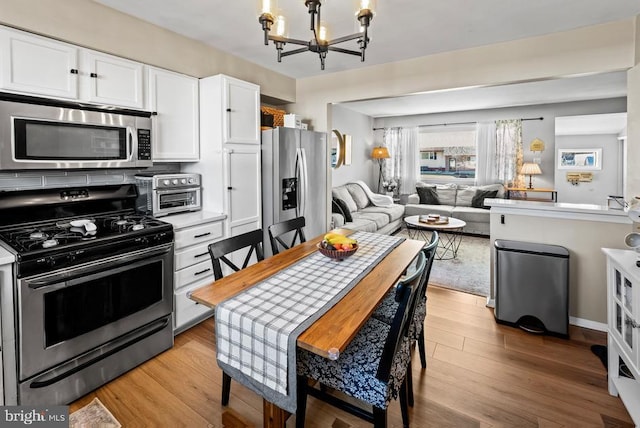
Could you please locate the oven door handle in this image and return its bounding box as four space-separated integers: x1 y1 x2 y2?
26 243 173 290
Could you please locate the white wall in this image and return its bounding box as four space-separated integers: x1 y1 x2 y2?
0 0 296 102
374 98 627 196
330 105 376 189
554 134 622 204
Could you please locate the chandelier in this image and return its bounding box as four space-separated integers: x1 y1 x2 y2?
258 0 377 70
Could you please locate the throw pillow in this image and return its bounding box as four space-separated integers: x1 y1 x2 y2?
471 190 498 209
417 187 440 205
332 199 345 215
334 198 353 222
332 187 358 213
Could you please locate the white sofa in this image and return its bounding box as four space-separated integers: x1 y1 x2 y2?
331 183 404 235
404 183 506 236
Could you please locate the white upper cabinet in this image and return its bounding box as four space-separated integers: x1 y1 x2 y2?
0 27 144 110
223 77 260 144
0 28 79 99
80 50 144 109
147 67 199 162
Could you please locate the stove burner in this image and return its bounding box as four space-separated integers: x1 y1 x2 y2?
132 224 144 231
30 232 45 240
42 239 58 248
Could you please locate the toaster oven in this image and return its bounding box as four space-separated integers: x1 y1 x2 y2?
136 172 201 217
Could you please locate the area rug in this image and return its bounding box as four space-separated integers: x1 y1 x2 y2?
70 398 121 428
397 229 491 297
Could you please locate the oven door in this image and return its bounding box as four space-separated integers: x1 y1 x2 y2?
153 187 201 217
17 242 173 380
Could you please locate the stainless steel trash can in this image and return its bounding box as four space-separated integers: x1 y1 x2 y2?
494 240 569 337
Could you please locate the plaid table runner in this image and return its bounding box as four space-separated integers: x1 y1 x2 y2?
215 231 404 412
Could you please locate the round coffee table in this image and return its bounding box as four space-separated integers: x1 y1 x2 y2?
404 215 466 260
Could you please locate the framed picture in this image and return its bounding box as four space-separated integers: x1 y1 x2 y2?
557 148 602 170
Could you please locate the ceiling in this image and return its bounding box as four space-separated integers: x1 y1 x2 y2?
94 0 640 79
93 1 636 118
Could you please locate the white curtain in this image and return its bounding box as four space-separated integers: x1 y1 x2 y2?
383 127 419 195
475 121 497 185
495 119 524 187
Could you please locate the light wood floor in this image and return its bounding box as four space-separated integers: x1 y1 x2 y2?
70 285 633 427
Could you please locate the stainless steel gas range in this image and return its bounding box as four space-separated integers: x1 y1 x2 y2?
0 184 174 405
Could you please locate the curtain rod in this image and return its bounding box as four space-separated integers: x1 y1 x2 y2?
372 116 543 131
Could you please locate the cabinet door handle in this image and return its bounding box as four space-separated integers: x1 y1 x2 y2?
194 252 209 259
194 268 211 276
90 72 98 78
226 108 232 112
227 186 233 190
194 232 211 239
151 111 158 116
70 69 79 74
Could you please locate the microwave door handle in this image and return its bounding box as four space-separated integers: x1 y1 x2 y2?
127 126 135 161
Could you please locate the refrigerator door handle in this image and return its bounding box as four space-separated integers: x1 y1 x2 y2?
295 148 302 217
300 148 309 217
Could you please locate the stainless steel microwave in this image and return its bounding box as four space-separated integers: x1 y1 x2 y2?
0 93 152 170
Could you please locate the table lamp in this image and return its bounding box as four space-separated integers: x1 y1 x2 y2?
520 162 542 189
371 146 390 192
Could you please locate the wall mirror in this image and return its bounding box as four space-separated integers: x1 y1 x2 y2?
331 129 346 168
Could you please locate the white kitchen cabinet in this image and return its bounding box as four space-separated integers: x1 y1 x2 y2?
147 67 199 162
0 27 79 99
80 50 144 109
603 248 640 426
225 146 262 237
223 78 260 144
162 212 225 334
0 26 144 109
183 74 261 238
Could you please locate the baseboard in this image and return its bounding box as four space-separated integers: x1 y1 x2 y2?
569 316 607 332
484 298 607 332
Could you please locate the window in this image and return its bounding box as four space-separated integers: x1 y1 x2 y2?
418 125 477 182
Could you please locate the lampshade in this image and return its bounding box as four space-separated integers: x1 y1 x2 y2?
520 162 542 175
371 146 390 159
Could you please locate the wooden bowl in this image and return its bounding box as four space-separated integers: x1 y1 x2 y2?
316 242 358 261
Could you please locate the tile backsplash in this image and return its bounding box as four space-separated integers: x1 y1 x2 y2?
0 164 180 191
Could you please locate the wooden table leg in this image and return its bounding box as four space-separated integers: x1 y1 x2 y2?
263 399 290 428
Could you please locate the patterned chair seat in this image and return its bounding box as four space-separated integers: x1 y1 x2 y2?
373 293 426 339
297 317 411 409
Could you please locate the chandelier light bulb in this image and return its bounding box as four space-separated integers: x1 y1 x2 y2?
355 0 376 15
318 21 329 43
259 0 277 16
274 15 287 37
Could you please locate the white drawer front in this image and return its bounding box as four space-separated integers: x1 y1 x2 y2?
174 285 213 331
174 221 223 250
175 242 211 271
175 259 214 289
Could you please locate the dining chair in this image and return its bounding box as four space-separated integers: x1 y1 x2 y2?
296 252 426 428
267 217 306 255
208 228 265 406
372 232 439 368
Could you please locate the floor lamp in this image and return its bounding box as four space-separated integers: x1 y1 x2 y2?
371 146 390 193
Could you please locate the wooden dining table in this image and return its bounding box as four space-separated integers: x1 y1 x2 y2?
189 229 424 428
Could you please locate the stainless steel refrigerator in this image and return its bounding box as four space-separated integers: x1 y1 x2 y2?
261 127 328 257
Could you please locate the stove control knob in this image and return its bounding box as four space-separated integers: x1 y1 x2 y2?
46 257 56 267
188 178 195 184
163 179 170 186
181 178 187 185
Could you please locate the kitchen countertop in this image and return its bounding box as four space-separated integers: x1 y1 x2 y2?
485 198 632 224
159 210 226 230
